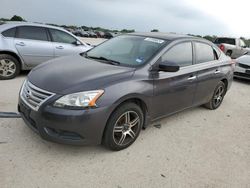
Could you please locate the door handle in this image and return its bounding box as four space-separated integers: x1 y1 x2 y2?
187 75 197 81
16 42 25 46
214 70 221 74
56 46 64 49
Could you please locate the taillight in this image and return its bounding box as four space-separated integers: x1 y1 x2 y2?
219 44 225 52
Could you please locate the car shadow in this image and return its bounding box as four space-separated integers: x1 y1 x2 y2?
233 77 250 85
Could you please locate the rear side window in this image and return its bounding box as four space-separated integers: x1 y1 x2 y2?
161 42 193 67
214 38 235 45
2 27 16 38
49 29 77 44
195 43 215 64
17 26 48 41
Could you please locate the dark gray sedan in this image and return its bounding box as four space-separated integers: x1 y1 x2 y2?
18 33 234 150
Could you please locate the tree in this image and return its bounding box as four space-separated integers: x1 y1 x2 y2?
203 35 216 42
10 15 25 21
151 29 159 32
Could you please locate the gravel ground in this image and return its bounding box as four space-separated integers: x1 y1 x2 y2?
0 39 249 187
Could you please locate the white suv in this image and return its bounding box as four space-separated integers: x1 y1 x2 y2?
0 22 92 79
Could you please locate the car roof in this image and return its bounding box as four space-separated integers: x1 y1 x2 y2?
128 32 197 41
0 21 67 32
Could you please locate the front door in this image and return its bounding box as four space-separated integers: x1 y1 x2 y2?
152 41 197 119
49 28 89 57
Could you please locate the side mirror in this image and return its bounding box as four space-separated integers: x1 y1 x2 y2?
158 61 180 72
73 40 82 46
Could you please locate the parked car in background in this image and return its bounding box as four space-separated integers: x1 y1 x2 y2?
18 33 234 150
86 31 97 38
0 22 92 80
214 37 250 58
234 55 250 80
104 32 114 39
73 29 89 37
95 31 105 38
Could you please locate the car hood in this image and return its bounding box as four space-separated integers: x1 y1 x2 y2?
236 55 250 66
28 55 135 95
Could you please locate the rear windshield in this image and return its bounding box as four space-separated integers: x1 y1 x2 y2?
214 38 235 45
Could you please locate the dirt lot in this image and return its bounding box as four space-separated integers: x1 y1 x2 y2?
0 39 250 187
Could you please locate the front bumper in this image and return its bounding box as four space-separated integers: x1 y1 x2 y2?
18 97 112 145
234 65 250 80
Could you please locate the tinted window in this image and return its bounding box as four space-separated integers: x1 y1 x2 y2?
161 42 193 67
2 27 16 38
195 43 215 64
49 29 77 44
17 26 48 41
214 38 235 45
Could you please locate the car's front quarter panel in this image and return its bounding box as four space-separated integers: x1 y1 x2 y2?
97 68 154 120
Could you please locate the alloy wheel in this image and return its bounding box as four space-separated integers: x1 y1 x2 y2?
213 85 225 107
113 111 140 146
0 59 16 77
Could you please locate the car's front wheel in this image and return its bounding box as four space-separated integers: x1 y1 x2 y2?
0 54 20 80
204 81 226 110
103 103 144 151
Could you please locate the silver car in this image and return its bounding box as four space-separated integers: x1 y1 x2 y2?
0 22 92 80
235 55 250 80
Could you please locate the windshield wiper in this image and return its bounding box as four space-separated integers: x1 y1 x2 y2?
85 54 120 65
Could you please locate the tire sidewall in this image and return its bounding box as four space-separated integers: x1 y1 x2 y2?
0 54 20 80
211 81 226 109
103 103 144 151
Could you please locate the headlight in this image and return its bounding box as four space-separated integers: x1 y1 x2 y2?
53 90 104 109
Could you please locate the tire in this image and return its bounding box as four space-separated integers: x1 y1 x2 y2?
0 54 20 80
103 103 144 151
226 50 232 57
204 81 226 110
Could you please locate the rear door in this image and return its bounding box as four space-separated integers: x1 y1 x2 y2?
152 41 197 119
14 26 54 67
48 28 89 57
192 42 223 106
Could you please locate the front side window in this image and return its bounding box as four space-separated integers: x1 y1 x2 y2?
86 35 167 67
17 26 48 41
161 42 193 67
49 29 77 44
195 42 215 64
2 27 16 38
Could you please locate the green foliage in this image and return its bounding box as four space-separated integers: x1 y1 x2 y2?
151 29 159 32
10 15 26 21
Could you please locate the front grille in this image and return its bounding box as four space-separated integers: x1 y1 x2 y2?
238 63 250 69
20 80 55 111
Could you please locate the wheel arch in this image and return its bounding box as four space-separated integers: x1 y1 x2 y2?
0 51 23 69
101 95 150 142
221 78 228 92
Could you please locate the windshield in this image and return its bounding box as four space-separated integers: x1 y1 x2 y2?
85 35 167 67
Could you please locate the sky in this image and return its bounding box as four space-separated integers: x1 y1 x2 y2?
0 0 249 37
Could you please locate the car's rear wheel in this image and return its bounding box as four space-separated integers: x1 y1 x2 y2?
204 81 226 110
103 103 144 151
0 54 20 80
